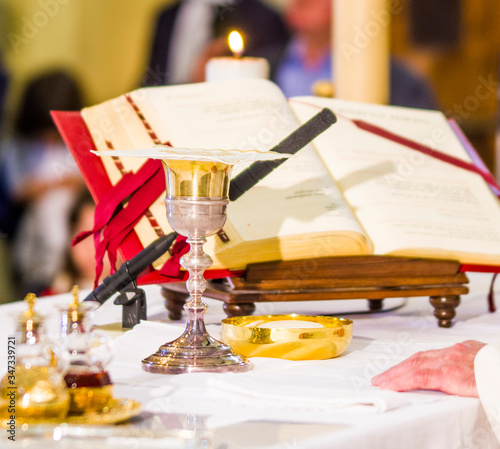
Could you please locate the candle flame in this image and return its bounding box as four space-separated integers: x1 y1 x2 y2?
228 30 244 57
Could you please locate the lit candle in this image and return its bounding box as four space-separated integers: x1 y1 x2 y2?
205 30 270 82
333 0 390 104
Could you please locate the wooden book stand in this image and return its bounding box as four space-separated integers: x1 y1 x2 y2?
161 256 469 328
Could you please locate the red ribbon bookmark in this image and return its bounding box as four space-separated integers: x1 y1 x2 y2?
351 119 500 199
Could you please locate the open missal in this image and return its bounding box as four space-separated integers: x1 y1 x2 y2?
53 79 500 279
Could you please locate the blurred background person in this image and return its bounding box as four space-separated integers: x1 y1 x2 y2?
0 54 13 305
0 70 85 295
250 0 439 109
47 189 113 296
144 0 290 86
0 55 13 238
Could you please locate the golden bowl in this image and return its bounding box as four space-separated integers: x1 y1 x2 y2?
221 314 353 361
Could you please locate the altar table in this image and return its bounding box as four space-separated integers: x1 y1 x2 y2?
2 272 500 449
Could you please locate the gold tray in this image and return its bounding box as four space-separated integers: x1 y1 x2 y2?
2 398 141 427
65 398 141 425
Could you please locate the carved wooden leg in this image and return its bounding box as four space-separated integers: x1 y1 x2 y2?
161 287 189 321
368 299 384 311
429 295 461 328
223 302 256 318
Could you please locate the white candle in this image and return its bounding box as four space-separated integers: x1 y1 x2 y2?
333 0 390 104
206 57 270 82
205 30 270 82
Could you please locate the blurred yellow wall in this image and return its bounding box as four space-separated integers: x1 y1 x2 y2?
0 0 174 110
0 0 286 113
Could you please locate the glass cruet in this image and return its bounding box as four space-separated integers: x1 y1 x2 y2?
59 286 114 413
0 293 69 424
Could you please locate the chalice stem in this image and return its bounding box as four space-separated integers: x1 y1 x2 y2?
182 236 212 339
183 236 211 308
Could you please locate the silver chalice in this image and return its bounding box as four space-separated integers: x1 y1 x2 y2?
141 158 252 373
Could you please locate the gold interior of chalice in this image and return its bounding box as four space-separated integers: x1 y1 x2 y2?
161 159 233 198
221 314 353 361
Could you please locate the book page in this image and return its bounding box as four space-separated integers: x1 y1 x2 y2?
290 97 500 265
131 80 369 248
82 95 152 181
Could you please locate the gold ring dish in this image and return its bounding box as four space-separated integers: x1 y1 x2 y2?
1 399 141 428
221 314 353 360
63 398 141 425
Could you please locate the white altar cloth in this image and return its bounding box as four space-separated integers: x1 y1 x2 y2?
1 272 500 449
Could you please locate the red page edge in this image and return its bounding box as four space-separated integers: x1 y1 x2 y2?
51 110 239 284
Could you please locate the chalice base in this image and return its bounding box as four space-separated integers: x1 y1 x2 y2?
141 333 252 374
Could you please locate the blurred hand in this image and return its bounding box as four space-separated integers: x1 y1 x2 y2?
371 340 486 397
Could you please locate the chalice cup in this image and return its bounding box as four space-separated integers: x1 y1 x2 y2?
142 159 252 374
